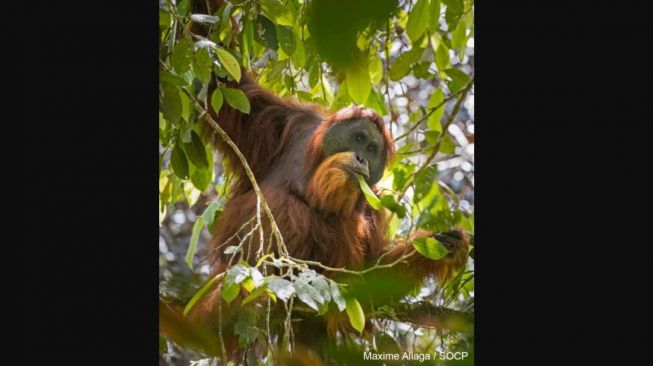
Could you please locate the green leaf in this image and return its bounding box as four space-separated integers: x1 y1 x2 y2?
290 29 306 68
160 70 189 86
190 163 211 191
267 278 295 302
435 42 451 71
392 163 416 191
276 25 296 56
346 61 371 105
222 87 251 114
222 264 249 304
381 195 406 218
405 0 429 43
428 0 441 32
171 38 193 74
355 174 382 210
259 0 297 27
241 286 266 305
386 214 401 240
369 58 383 85
413 237 449 260
193 47 213 83
215 47 241 82
160 85 182 124
427 89 445 132
179 90 191 121
413 165 438 203
185 216 204 269
234 320 259 347
345 296 365 334
222 281 240 304
170 144 189 179
439 133 456 153
445 67 470 93
183 273 222 316
365 87 388 116
443 0 464 30
183 181 201 206
253 15 279 50
389 47 424 81
183 131 209 170
210 88 224 114
451 20 467 52
201 201 223 229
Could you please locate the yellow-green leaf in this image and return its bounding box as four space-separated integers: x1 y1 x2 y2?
369 58 383 85
426 89 445 132
259 0 297 27
210 88 224 114
405 0 429 43
413 237 448 260
183 273 222 316
215 47 241 82
345 296 365 334
222 87 251 114
185 216 204 269
355 174 382 210
346 62 371 105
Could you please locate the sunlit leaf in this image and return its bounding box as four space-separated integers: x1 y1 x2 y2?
427 89 445 132
389 47 424 81
445 67 470 93
346 61 371 105
435 42 451 71
451 20 467 53
413 237 448 260
185 216 204 269
381 195 406 218
183 273 222 316
345 295 365 334
405 0 429 43
183 181 201 206
428 0 441 32
355 174 382 210
215 47 241 82
369 58 383 85
259 0 297 27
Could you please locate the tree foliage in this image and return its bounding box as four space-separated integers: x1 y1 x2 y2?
159 0 474 364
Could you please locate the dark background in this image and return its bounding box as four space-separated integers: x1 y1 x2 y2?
20 1 651 365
